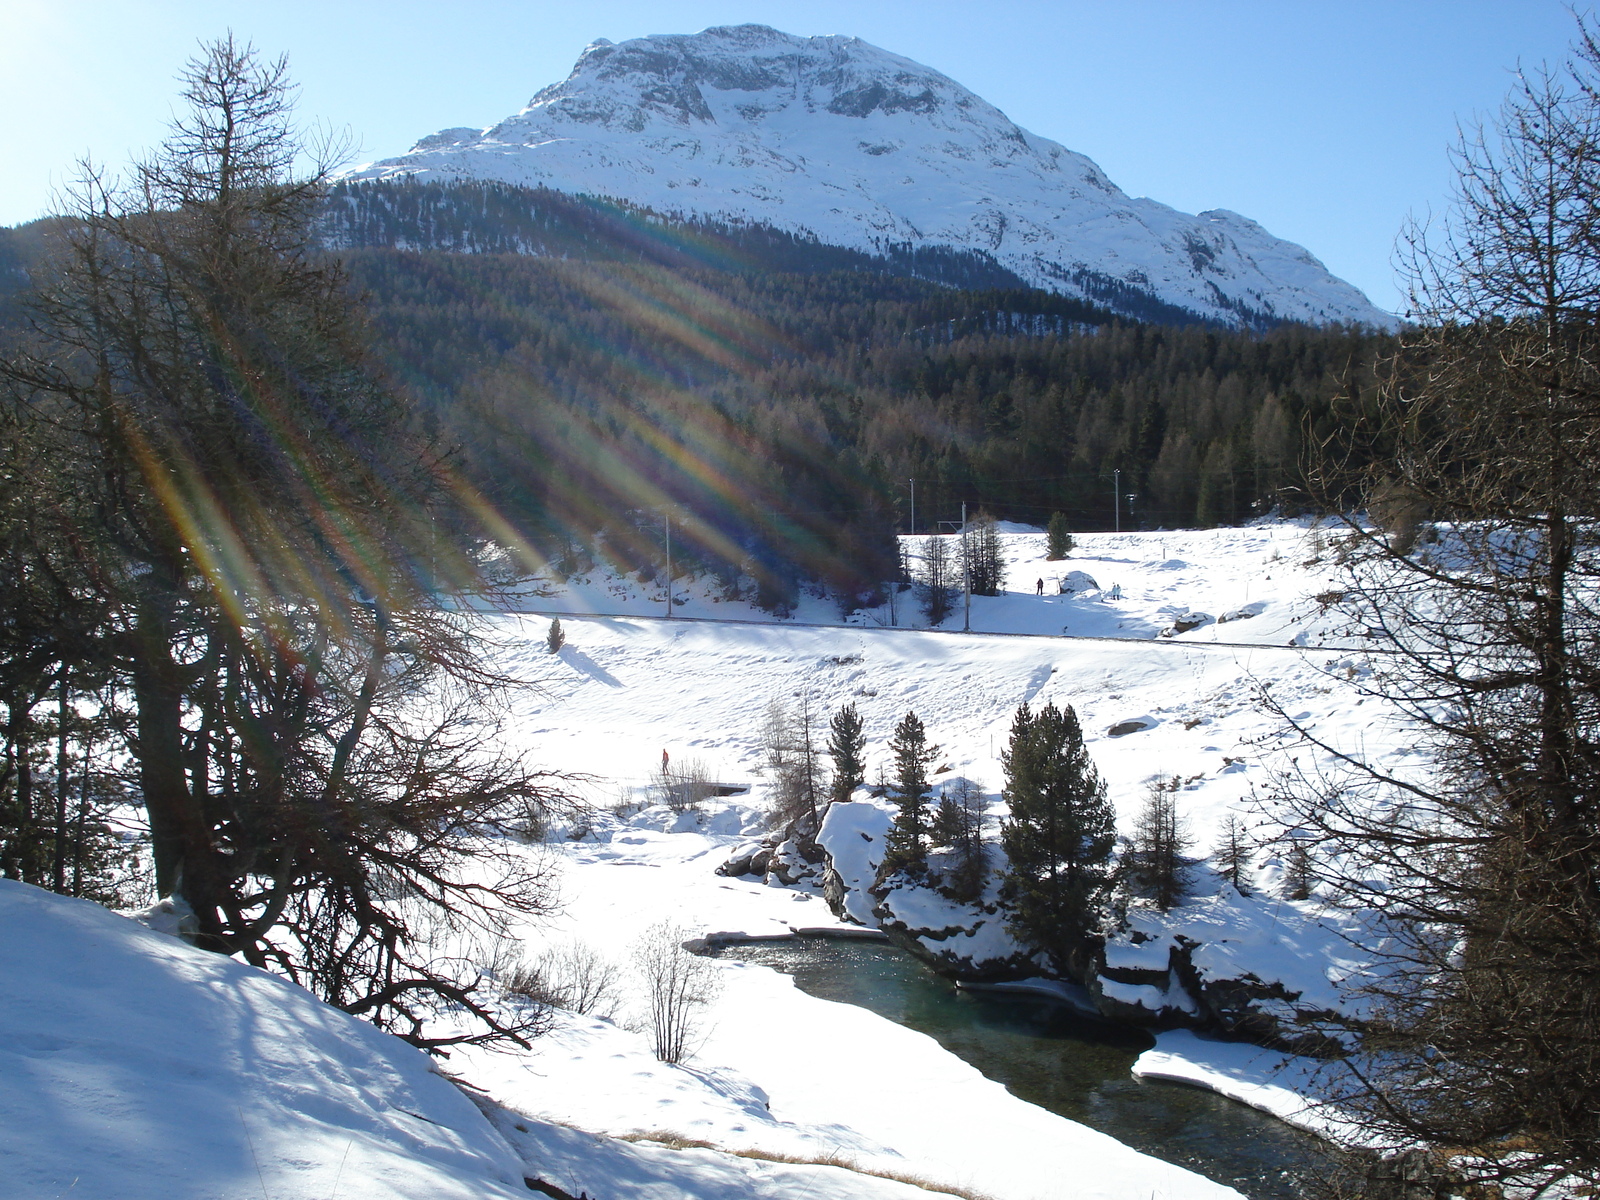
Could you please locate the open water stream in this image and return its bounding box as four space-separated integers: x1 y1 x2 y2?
710 939 1335 1200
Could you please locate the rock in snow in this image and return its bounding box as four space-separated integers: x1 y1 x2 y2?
347 24 1395 329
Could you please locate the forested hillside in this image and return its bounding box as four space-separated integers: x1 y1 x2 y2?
340 187 1391 611
3 180 1395 613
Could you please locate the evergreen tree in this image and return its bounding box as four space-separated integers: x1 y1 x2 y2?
827 702 867 806
999 702 1116 974
961 513 1006 596
882 710 939 873
546 617 565 653
1045 512 1074 560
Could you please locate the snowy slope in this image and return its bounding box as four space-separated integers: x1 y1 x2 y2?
6 522 1399 1199
346 24 1393 329
1 867 1244 1200
484 519 1392 804
444 821 1249 1200
0 879 530 1200
468 520 1406 1121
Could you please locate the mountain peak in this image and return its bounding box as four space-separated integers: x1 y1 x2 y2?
348 26 1393 328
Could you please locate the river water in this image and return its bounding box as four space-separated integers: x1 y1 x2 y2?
710 939 1334 1200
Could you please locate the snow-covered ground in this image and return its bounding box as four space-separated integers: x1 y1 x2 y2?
7 520 1404 1198
483 520 1405 857
447 812 1249 1200
1 842 1247 1200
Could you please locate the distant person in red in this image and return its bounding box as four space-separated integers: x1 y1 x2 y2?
662 749 670 772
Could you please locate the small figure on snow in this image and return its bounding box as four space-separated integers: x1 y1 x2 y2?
1035 578 1044 595
662 749 670 772
1110 583 1122 600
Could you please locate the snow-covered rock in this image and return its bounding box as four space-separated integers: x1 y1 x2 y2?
346 24 1395 329
815 798 894 925
872 870 1036 981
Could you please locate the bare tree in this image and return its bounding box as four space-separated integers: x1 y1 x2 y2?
917 535 956 625
761 696 823 829
933 776 989 903
0 38 568 1050
1127 775 1192 911
1211 813 1255 895
960 512 1007 596
632 920 722 1064
1281 24 1600 1189
652 754 715 813
529 939 622 1020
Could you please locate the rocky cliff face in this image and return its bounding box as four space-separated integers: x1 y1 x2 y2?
348 24 1393 329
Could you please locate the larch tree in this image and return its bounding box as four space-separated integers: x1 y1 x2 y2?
0 37 565 1049
1210 813 1255 896
1282 22 1600 1189
918 535 956 625
961 512 1006 596
933 775 989 903
1127 774 1192 912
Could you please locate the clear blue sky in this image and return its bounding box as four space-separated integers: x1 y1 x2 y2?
0 0 1584 314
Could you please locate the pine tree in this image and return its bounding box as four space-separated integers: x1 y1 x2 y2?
882 710 939 874
827 702 867 806
999 702 1116 974
546 617 565 653
1046 512 1075 561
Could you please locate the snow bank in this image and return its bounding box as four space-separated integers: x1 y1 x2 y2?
2 877 1042 1200
449 824 1249 1200
1132 1030 1363 1146
0 879 528 1200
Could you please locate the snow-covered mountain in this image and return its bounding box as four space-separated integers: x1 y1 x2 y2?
348 24 1392 329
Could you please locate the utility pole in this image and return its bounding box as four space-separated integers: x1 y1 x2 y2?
962 501 971 633
664 509 674 619
909 478 916 536
1113 469 1121 534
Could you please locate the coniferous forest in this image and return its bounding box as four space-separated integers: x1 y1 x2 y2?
308 180 1393 609
2 177 1394 612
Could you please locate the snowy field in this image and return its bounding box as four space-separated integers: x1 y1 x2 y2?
4 520 1404 1199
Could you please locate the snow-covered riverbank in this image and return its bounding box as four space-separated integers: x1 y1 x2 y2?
6 521 1396 1198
